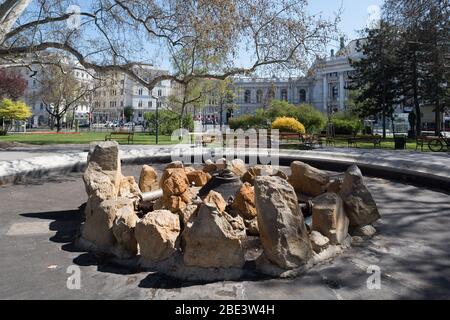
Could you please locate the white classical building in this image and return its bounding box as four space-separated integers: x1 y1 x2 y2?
7 55 94 127
92 64 171 124
228 39 363 119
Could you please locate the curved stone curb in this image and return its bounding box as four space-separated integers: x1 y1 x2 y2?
1 146 449 191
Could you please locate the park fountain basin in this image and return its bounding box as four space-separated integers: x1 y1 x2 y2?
76 141 380 281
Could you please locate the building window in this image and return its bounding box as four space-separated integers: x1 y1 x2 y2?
148 101 152 108
138 88 143 95
299 89 306 103
244 90 251 103
332 85 339 100
158 89 162 97
138 100 143 107
256 90 263 103
281 89 288 101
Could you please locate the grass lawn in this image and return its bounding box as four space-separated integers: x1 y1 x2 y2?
281 137 435 152
0 132 180 145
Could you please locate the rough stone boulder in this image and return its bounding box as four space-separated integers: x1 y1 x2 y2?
135 210 181 263
184 166 196 175
231 159 247 176
180 204 199 227
254 176 313 269
327 177 344 193
138 165 159 192
202 159 217 173
232 182 257 220
82 197 134 248
203 190 227 213
112 203 138 256
288 161 329 197
242 165 276 185
162 194 187 213
244 218 259 236
311 193 349 245
182 204 245 268
87 141 121 173
165 161 184 169
118 176 142 205
349 224 377 238
187 170 211 187
340 165 380 227
309 231 330 253
223 212 246 238
83 141 122 201
83 163 118 203
160 168 189 196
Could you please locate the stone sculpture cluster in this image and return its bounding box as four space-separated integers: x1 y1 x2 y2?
78 141 380 280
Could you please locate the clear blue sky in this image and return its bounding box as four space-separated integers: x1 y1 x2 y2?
154 0 386 72
309 0 385 49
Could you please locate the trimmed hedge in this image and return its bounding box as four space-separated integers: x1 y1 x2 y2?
272 117 306 134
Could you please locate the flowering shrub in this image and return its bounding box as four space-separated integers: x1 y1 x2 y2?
271 117 306 134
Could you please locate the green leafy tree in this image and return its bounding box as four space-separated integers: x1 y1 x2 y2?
349 22 401 138
123 106 134 122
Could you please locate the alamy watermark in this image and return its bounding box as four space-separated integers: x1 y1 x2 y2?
66 5 81 30
66 265 81 290
366 265 381 290
170 123 280 169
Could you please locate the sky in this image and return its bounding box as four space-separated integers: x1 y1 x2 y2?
309 0 385 50
220 0 386 76
154 0 387 72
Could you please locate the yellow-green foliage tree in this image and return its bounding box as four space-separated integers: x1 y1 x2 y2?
0 99 32 135
272 117 306 134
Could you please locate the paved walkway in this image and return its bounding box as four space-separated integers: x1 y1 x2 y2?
1 165 449 299
1 144 449 186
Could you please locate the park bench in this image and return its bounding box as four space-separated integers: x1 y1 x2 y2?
416 135 437 151
105 131 134 144
278 132 318 150
347 135 382 148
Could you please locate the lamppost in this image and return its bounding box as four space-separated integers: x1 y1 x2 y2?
155 96 159 145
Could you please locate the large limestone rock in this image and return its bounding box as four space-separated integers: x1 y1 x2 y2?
180 204 199 227
232 182 257 220
83 141 122 202
83 163 118 203
242 165 276 185
204 190 227 213
118 176 142 204
112 203 138 256
165 161 184 169
327 177 343 194
311 192 349 244
135 210 180 263
244 218 259 236
231 159 247 177
82 197 134 248
202 159 217 173
87 141 121 173
162 194 187 213
187 170 211 187
182 204 245 268
160 168 189 196
340 165 380 227
309 231 330 253
254 176 313 269
138 165 159 192
288 161 329 197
